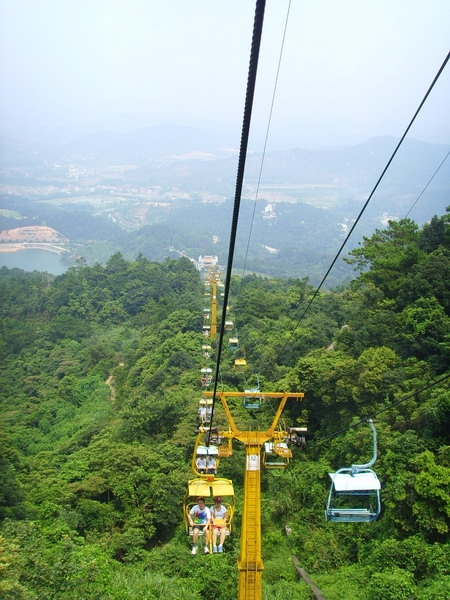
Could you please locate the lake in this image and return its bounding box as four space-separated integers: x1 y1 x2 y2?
0 249 69 275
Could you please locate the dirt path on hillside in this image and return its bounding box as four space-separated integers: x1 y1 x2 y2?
105 363 124 401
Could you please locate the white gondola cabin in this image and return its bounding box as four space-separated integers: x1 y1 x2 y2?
325 468 381 522
229 337 239 350
325 419 381 523
243 390 262 410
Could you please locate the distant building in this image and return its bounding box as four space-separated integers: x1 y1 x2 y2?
197 255 219 271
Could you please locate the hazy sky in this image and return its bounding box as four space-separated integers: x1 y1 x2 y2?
1 0 449 148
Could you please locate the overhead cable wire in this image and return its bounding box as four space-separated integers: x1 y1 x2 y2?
276 50 450 362
404 150 450 218
235 0 293 389
307 371 450 448
240 0 293 285
208 0 267 431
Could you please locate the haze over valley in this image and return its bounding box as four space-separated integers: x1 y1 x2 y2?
1 126 448 284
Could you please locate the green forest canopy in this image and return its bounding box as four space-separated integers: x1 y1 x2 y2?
0 212 449 599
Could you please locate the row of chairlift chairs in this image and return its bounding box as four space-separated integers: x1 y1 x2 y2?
184 282 235 549
186 283 304 544
200 297 317 473
189 278 382 535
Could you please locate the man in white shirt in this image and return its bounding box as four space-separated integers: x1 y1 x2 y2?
188 497 211 554
196 455 207 474
206 455 217 474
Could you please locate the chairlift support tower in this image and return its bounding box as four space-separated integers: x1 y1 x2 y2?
205 269 221 340
203 391 304 600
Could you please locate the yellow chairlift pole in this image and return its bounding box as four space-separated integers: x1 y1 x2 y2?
203 391 304 600
207 269 218 341
211 276 217 340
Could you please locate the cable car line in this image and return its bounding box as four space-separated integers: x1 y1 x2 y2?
239 0 293 285
404 150 450 219
276 50 450 363
184 8 450 597
307 371 450 449
208 0 267 435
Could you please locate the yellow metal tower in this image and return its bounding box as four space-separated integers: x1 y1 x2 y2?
204 269 220 340
203 391 304 600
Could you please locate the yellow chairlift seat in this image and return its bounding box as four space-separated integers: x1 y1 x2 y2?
203 428 233 458
197 445 219 456
194 444 219 477
216 434 233 457
192 431 222 475
198 403 213 425
184 477 235 538
263 442 292 468
224 321 234 331
234 358 247 369
199 397 213 406
201 367 213 387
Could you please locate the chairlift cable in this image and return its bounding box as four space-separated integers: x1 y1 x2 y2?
239 0 293 288
276 50 450 363
404 150 450 219
208 0 267 433
308 372 450 449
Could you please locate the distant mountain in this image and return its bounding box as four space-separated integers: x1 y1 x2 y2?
2 125 449 185
1 129 448 284
50 124 238 165
0 135 46 167
0 124 238 168
244 137 450 188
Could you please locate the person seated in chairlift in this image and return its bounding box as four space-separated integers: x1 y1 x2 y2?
198 406 207 423
196 455 207 473
189 497 211 555
206 455 216 474
211 497 227 553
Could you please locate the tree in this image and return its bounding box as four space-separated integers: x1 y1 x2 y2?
345 219 421 298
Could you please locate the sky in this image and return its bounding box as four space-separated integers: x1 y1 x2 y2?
0 0 449 149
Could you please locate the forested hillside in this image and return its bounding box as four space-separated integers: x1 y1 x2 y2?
1 212 449 599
